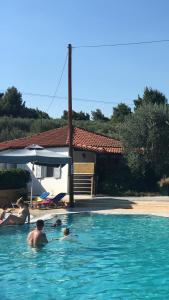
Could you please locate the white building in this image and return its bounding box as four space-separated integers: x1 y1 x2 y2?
0 126 122 196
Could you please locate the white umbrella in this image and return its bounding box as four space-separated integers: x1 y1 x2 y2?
0 144 71 204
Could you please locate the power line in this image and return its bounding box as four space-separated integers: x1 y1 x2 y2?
46 52 68 112
74 39 169 48
66 95 125 105
0 89 133 105
22 92 132 105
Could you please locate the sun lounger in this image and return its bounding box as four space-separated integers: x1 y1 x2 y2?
32 193 66 209
33 192 50 201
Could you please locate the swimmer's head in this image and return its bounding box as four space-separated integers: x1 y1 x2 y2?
36 219 44 230
63 228 70 236
51 219 62 227
56 219 62 226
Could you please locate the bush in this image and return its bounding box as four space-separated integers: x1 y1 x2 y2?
0 169 31 190
158 177 169 195
158 177 169 187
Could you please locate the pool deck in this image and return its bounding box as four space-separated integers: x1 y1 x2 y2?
28 196 169 218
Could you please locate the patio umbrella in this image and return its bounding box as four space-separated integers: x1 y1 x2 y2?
0 144 71 204
0 144 70 165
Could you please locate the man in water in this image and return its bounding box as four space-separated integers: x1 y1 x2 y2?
27 219 48 248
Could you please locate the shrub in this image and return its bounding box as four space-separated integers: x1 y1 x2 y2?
0 169 31 190
158 177 169 196
158 177 169 187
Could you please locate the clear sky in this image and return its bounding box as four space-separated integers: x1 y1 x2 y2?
1 0 169 118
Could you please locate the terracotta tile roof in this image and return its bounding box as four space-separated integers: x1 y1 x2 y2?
0 126 123 154
73 127 122 153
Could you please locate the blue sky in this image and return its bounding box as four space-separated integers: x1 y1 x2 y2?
1 0 169 118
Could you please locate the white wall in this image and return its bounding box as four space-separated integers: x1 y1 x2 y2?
8 147 96 197
39 147 69 195
18 147 69 196
39 164 68 196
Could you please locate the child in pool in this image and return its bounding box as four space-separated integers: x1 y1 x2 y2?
52 228 75 241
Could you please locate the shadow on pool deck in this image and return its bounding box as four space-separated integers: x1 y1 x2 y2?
71 197 136 211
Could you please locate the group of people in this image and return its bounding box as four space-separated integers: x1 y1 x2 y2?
27 219 71 248
0 197 72 248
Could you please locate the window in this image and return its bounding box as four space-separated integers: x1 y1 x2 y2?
46 166 53 177
36 165 61 179
0 163 17 170
7 164 17 169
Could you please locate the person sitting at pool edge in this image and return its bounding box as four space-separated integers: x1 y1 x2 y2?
27 219 48 248
0 197 30 226
0 204 9 222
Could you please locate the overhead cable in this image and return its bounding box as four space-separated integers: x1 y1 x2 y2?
46 52 68 112
22 92 132 105
74 39 169 48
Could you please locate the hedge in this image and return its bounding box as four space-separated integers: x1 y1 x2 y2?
0 169 31 190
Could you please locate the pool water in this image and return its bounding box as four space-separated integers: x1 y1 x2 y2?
1 214 169 300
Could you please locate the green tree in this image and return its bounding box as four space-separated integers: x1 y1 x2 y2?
61 110 90 120
61 110 68 120
23 107 50 119
0 87 25 117
112 103 131 122
0 87 50 119
134 87 168 110
91 109 109 121
77 111 90 121
120 103 169 190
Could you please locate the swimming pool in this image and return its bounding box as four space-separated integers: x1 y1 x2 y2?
1 214 169 300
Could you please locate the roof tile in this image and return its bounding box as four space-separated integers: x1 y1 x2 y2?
0 126 123 154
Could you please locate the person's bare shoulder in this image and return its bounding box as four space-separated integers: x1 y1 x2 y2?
27 230 33 239
27 230 34 245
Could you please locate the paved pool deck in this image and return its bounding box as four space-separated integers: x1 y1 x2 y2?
28 196 169 219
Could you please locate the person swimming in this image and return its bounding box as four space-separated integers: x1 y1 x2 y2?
60 228 72 240
0 197 30 226
51 219 62 227
52 227 75 241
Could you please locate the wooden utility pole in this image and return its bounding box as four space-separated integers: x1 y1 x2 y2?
68 43 74 207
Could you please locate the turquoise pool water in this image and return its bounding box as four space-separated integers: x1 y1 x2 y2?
1 214 169 300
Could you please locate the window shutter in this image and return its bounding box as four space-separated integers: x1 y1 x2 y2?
53 166 61 179
42 166 47 178
36 166 47 178
36 165 42 178
0 163 7 169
